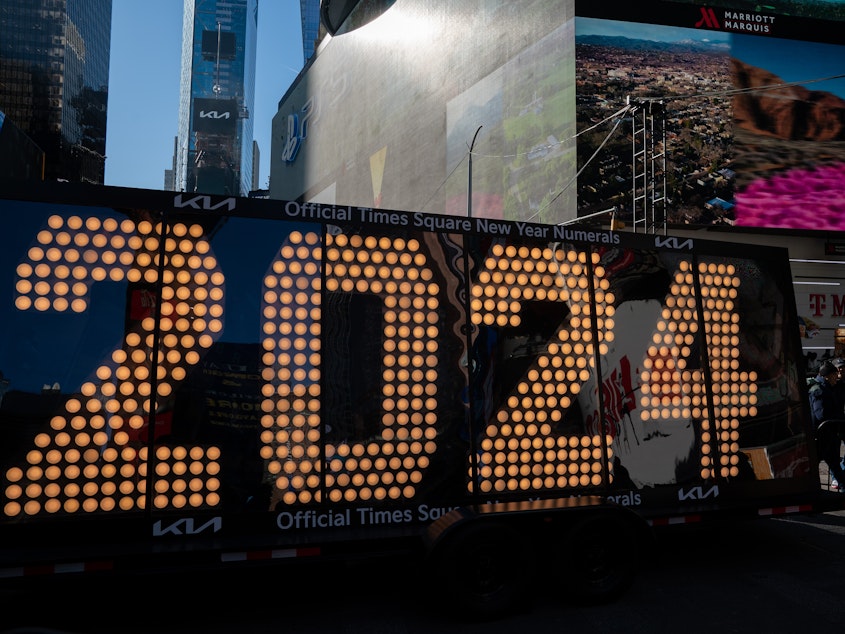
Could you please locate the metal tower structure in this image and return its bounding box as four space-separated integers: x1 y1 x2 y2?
629 98 667 235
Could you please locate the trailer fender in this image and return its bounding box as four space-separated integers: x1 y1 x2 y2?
558 512 643 605
427 518 534 620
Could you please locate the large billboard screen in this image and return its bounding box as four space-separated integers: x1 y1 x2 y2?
575 1 845 230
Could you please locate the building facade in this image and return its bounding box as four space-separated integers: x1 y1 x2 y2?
173 0 257 196
270 0 845 227
0 110 45 180
0 0 112 183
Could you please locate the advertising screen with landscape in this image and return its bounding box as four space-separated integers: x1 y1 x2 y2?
575 0 845 231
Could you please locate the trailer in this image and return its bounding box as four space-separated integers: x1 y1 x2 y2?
0 181 841 618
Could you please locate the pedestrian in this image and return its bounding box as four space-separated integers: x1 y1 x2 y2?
832 357 845 403
808 360 845 490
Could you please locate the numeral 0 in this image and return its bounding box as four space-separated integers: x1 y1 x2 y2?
259 230 440 505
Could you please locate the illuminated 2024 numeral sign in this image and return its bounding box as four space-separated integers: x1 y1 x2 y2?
3 213 757 519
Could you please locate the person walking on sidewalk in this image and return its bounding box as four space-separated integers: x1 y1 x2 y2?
831 357 845 404
809 360 845 490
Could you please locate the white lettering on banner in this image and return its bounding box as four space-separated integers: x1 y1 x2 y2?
278 201 622 248
475 218 512 235
721 10 774 33
515 222 549 239
276 509 352 529
606 491 642 506
552 225 621 245
282 200 353 221
275 505 462 530
413 213 471 232
723 12 775 22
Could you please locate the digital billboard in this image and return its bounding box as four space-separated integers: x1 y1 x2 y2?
576 1 845 230
193 98 238 135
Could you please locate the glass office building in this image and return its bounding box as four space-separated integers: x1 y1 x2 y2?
0 0 112 183
174 0 257 196
300 0 322 62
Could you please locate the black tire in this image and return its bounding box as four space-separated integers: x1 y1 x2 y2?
561 513 639 604
432 521 533 620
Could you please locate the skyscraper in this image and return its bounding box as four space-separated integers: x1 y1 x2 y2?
299 0 321 62
173 0 257 196
0 0 112 183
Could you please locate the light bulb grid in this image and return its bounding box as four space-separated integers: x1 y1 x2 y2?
469 244 614 494
4 219 225 517
637 259 756 480
149 445 222 510
261 231 439 507
16 214 140 313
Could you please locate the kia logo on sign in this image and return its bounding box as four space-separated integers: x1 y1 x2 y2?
193 97 237 134
153 517 222 536
199 110 231 120
173 194 236 211
654 236 694 250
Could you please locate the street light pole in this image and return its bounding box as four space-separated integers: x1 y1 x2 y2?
467 125 482 218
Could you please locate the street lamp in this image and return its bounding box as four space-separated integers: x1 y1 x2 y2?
467 125 482 218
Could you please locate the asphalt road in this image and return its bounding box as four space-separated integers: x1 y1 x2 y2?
4 510 845 633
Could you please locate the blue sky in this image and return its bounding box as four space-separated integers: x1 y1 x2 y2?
575 17 731 44
105 0 304 192
732 34 845 98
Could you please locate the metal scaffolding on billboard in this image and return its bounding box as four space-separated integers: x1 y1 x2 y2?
628 97 667 235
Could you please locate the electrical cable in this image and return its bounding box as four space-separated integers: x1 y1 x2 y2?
418 152 468 213
469 104 632 161
419 70 844 220
638 72 845 103
524 105 630 223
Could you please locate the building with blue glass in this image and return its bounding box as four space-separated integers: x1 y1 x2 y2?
0 0 112 183
173 0 257 196
299 0 322 62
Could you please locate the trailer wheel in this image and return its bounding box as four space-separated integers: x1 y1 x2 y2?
561 514 638 604
432 521 533 620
